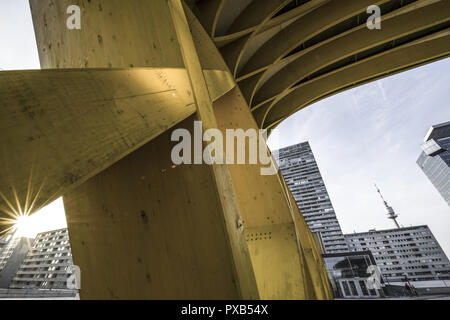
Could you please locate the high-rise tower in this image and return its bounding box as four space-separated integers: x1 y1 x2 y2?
274 142 349 254
374 185 400 228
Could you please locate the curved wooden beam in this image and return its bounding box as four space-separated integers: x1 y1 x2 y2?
220 0 293 77
238 70 265 105
263 29 450 128
238 0 389 77
195 0 227 37
184 1 230 72
213 0 328 48
253 101 273 128
228 0 291 35
241 0 392 106
253 0 450 106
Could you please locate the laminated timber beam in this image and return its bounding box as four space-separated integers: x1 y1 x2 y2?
212 0 328 47
195 0 226 37
26 0 260 299
237 0 391 77
252 0 450 108
279 173 334 300
213 87 320 299
22 0 328 299
0 67 234 233
262 28 450 128
219 0 292 77
167 0 259 299
198 0 449 126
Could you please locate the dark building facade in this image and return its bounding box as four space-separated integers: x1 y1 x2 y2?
417 121 450 207
322 250 384 299
0 237 33 288
0 238 6 252
273 142 349 253
0 232 14 252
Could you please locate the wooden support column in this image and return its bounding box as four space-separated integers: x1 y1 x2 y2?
29 0 331 299
29 0 259 299
281 176 334 300
167 0 259 299
212 87 332 299
62 115 258 299
169 1 332 299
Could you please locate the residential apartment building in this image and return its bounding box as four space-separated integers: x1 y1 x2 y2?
345 225 450 283
273 142 349 253
0 232 14 252
0 238 6 252
0 237 33 288
9 228 75 290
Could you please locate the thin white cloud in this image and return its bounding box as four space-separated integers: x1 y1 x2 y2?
269 58 450 257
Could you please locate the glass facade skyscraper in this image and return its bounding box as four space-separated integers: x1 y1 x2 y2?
417 121 450 207
273 142 349 254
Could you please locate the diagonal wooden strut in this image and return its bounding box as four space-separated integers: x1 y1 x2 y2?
0 67 234 233
167 0 260 299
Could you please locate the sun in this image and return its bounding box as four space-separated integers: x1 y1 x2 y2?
15 215 30 228
13 215 34 238
10 198 68 239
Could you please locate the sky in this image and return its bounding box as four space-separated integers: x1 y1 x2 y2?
268 59 450 256
1 1 450 256
0 0 62 238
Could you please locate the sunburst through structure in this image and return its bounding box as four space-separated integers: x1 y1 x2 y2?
0 168 47 235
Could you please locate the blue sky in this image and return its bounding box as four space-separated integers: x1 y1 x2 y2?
0 0 39 70
268 59 450 256
1 0 450 256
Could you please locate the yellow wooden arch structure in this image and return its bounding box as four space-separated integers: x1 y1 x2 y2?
0 0 448 299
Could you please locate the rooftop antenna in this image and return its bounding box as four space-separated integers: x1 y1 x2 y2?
375 184 400 229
